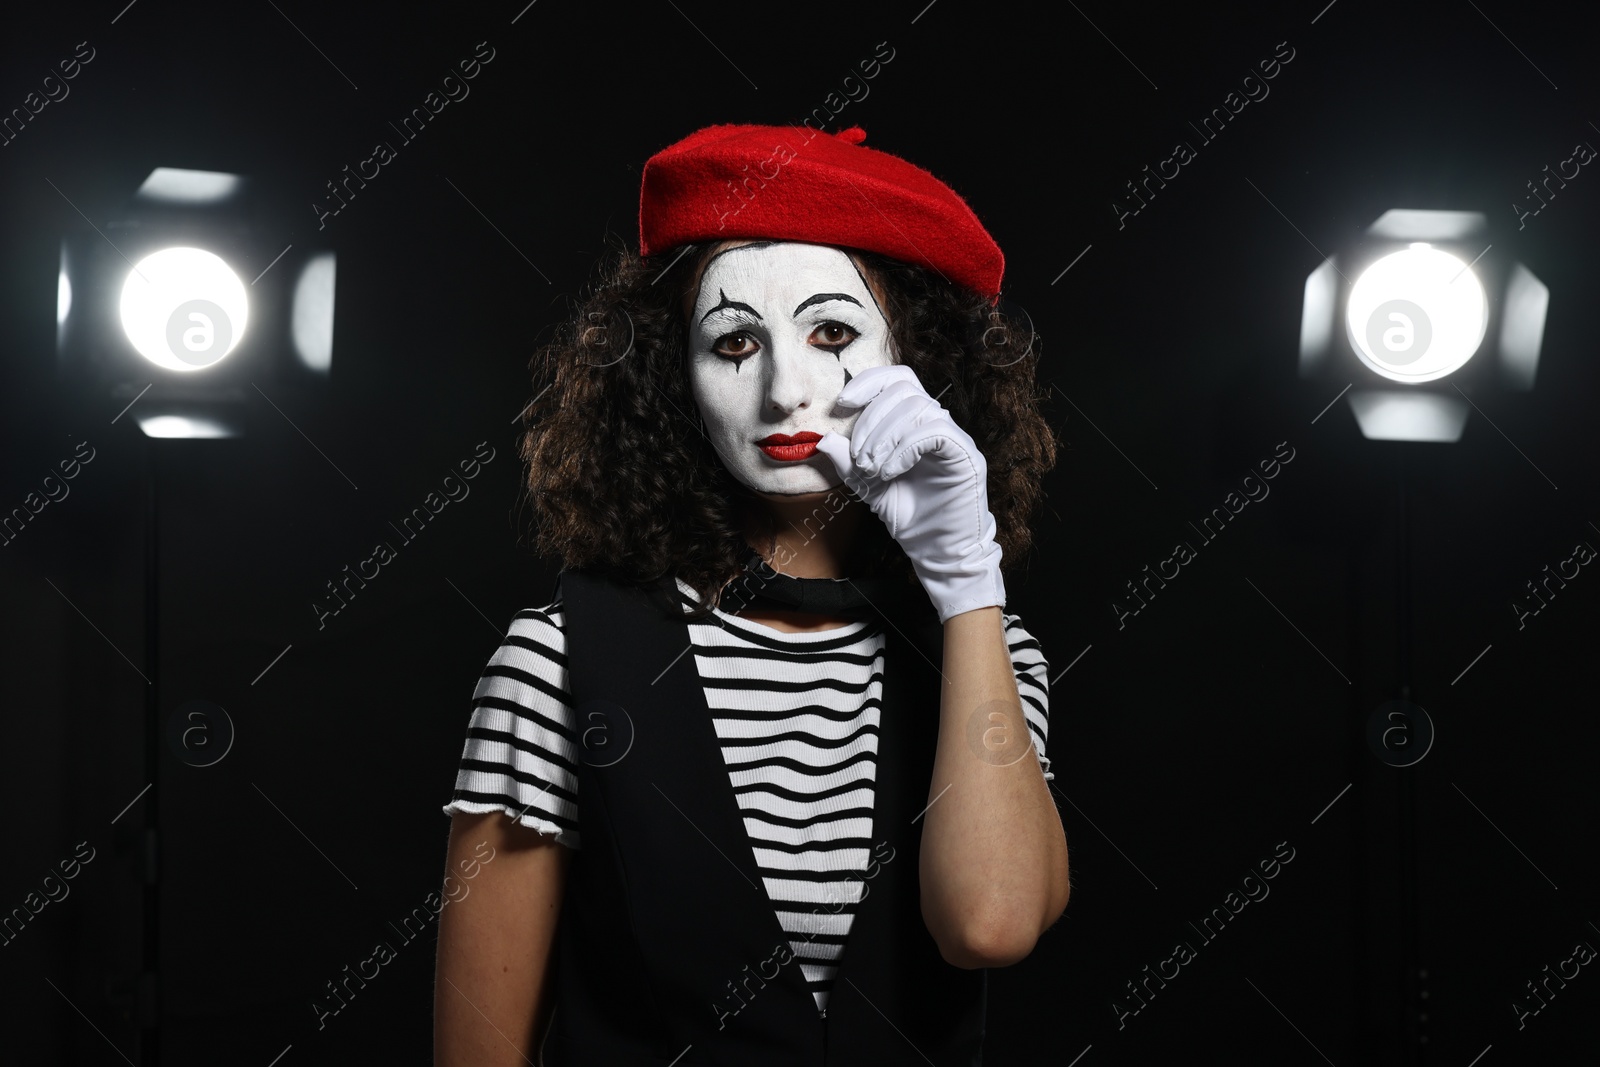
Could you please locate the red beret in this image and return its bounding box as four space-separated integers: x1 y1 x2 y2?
639 123 1005 299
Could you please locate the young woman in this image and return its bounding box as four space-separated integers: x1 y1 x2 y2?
435 123 1069 1066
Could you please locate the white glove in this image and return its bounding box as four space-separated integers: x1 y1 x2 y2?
815 364 1005 624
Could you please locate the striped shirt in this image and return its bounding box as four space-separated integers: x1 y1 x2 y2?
444 577 1053 1012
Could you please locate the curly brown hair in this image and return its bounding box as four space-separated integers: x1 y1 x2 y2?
516 234 1058 619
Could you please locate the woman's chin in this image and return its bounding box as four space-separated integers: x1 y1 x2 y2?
741 471 843 500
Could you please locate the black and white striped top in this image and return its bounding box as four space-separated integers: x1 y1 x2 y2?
443 577 1053 1012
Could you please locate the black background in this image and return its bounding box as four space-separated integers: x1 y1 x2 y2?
2 0 1598 1063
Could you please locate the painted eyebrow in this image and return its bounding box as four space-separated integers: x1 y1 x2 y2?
700 288 762 325
792 293 863 317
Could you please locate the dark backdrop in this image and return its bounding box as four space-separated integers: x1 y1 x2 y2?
3 1 1597 1063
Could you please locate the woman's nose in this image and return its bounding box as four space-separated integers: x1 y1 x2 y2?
765 334 813 414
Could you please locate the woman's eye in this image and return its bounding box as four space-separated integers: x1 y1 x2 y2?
812 321 859 350
713 331 758 361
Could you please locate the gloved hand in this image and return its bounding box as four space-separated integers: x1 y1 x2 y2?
815 364 1005 624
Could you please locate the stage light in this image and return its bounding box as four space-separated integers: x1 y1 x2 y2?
118 247 250 372
1299 210 1547 443
54 167 329 1066
56 166 337 439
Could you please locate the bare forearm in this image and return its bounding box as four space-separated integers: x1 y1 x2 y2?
919 606 1069 968
434 813 568 1066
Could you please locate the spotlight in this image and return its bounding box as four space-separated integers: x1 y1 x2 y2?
1299 210 1547 442
55 166 340 1066
56 166 337 438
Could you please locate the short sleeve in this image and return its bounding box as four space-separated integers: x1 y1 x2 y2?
442 601 582 849
1002 612 1053 782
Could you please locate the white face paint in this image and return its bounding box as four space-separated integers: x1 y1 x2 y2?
687 241 896 496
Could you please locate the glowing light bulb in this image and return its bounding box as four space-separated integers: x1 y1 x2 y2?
119 247 248 371
1344 244 1487 384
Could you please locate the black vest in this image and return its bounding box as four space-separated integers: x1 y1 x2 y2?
542 567 987 1066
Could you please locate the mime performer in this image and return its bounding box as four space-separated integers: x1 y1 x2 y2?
435 121 1070 1066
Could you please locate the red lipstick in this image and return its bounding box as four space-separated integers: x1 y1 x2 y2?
756 430 822 461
